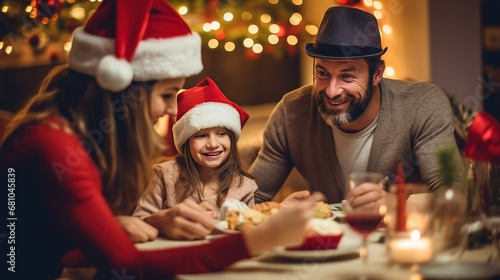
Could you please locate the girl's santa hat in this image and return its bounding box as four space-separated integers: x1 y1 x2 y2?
173 77 249 152
67 0 202 92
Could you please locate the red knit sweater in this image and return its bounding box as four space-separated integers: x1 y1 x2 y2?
0 122 250 279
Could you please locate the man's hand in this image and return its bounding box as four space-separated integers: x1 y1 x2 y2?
116 215 158 243
347 183 386 210
144 199 216 240
280 190 311 208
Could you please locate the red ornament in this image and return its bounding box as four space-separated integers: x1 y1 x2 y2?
215 30 226 40
48 50 60 63
36 0 62 22
245 48 258 60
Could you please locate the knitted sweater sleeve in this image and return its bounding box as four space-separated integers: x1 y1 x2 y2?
4 125 250 279
249 100 294 203
412 86 466 191
133 164 171 218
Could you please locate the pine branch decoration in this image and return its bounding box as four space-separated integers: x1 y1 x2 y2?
437 145 457 187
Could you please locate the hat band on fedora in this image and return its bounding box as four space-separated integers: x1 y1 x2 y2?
307 42 386 59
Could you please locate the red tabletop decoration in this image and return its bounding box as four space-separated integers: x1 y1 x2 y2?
465 112 500 163
396 163 407 232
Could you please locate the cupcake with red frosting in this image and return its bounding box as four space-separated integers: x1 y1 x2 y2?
288 218 343 251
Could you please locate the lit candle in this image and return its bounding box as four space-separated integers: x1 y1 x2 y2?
389 230 433 264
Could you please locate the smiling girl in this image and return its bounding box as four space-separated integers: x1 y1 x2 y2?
133 77 257 233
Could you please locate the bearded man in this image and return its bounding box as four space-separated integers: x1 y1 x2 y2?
249 6 465 206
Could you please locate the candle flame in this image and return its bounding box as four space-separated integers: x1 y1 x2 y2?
410 230 420 241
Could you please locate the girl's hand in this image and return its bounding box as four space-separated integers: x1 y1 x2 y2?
116 215 158 243
144 199 216 240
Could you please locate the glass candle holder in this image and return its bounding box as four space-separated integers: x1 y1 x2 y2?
386 184 434 265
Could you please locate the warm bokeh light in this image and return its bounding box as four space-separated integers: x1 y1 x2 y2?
223 12 233 21
63 42 72 52
2 6 8 13
25 6 32 13
248 24 259 34
224 42 235 52
241 12 252 21
178 6 188 15
268 0 279 4
305 24 318 36
202 23 211 32
385 66 395 76
373 1 383 10
289 12 302 26
364 0 373 7
374 10 382 19
210 21 220 30
292 0 303 5
269 24 280 34
268 34 279 45
260 14 271 23
243 38 254 48
208 39 219 49
382 24 392 34
252 43 263 53
5 45 12 55
0 42 3 50
287 35 298 46
70 6 86 20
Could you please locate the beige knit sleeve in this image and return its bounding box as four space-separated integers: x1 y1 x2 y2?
132 165 168 219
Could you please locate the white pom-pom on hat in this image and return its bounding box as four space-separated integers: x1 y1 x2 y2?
96 55 134 92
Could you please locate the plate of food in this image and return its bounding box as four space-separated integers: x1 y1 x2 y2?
217 201 334 233
329 201 346 219
266 234 361 260
214 221 239 234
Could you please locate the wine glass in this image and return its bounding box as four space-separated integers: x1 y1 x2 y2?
344 172 387 264
474 161 500 262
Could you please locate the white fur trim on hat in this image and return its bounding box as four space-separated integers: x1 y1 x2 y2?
172 102 242 152
68 28 203 89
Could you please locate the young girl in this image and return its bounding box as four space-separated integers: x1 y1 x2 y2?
134 77 257 224
0 0 323 279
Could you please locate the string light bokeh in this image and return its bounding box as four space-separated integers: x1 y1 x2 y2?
0 0 395 76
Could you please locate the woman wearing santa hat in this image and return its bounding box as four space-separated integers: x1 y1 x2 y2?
0 0 324 279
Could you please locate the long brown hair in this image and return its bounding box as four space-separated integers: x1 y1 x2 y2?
175 129 253 207
1 65 165 214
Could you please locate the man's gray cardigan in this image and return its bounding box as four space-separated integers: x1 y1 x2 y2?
250 78 466 203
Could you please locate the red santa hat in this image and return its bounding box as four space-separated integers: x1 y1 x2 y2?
172 77 249 152
67 0 202 92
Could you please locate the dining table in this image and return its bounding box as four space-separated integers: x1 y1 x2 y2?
136 222 498 280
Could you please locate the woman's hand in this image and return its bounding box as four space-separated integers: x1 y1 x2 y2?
143 199 216 240
243 192 325 255
280 190 311 208
116 215 158 243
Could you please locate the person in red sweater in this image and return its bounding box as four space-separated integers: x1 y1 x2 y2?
0 0 324 279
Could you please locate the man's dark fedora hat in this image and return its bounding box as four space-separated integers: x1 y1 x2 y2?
306 6 388 59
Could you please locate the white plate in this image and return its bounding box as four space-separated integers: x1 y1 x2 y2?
214 221 240 234
264 235 361 260
329 203 345 218
418 262 500 280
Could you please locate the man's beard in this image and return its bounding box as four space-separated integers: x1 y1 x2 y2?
316 80 374 128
